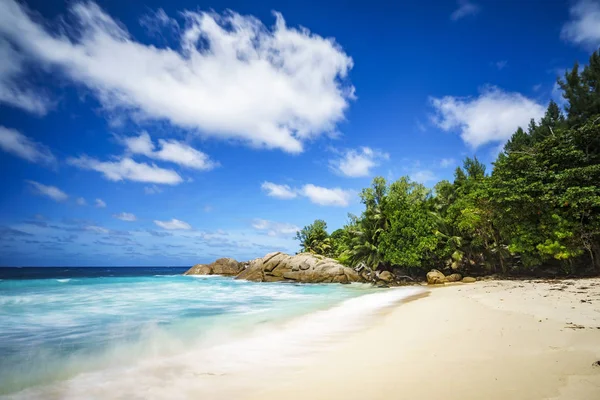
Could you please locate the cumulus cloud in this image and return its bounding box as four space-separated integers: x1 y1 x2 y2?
26 180 68 202
252 218 299 237
0 39 51 115
121 132 217 170
0 126 56 166
430 86 545 148
95 198 107 208
76 197 86 206
154 218 192 230
0 0 354 153
113 212 136 222
68 156 183 184
329 147 389 177
300 184 352 207
561 0 600 50
450 0 480 21
261 181 352 206
261 181 298 199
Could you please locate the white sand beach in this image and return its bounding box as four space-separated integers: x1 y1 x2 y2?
247 279 600 400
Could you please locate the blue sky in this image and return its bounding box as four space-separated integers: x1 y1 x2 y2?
0 0 598 266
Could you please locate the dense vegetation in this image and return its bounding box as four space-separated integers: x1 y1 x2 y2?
295 50 600 277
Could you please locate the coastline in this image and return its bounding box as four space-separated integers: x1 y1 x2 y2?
245 279 600 400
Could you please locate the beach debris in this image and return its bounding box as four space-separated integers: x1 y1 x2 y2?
593 361 600 368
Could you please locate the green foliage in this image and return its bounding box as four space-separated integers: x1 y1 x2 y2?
296 51 600 276
558 50 600 126
295 219 331 256
344 178 388 270
379 177 438 269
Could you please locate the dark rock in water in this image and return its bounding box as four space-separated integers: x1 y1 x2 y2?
184 258 245 276
236 252 364 284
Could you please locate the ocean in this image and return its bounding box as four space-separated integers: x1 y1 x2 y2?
0 267 423 399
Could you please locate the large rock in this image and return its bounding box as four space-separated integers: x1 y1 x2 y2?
236 252 363 284
462 277 477 283
184 258 245 276
378 271 394 283
427 269 447 285
446 273 462 282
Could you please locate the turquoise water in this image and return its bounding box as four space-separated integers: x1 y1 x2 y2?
0 268 423 399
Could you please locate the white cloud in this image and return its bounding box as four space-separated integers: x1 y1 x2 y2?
440 158 456 168
144 185 163 194
0 126 56 166
140 8 179 37
261 181 298 199
68 156 183 184
26 180 68 202
300 184 352 207
561 0 600 50
410 170 437 184
252 218 299 237
329 147 389 177
430 86 545 148
76 197 87 206
113 212 136 222
0 0 354 153
0 39 51 115
450 0 480 21
154 218 192 230
95 198 107 208
261 181 352 206
121 132 217 170
84 225 109 234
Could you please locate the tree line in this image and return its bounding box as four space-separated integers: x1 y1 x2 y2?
295 50 600 277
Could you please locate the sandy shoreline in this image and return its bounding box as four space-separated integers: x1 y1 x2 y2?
246 279 600 400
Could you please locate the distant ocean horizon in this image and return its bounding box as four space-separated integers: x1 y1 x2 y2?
0 266 423 399
0 266 190 280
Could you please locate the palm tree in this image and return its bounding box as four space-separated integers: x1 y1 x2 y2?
344 177 389 271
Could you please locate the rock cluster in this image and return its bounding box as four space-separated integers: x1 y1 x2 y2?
236 252 362 284
426 269 477 284
183 258 245 276
184 252 363 284
184 255 480 286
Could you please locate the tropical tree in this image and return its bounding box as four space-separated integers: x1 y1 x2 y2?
295 219 331 255
345 177 389 270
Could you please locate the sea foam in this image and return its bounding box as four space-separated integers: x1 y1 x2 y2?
2 285 424 400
